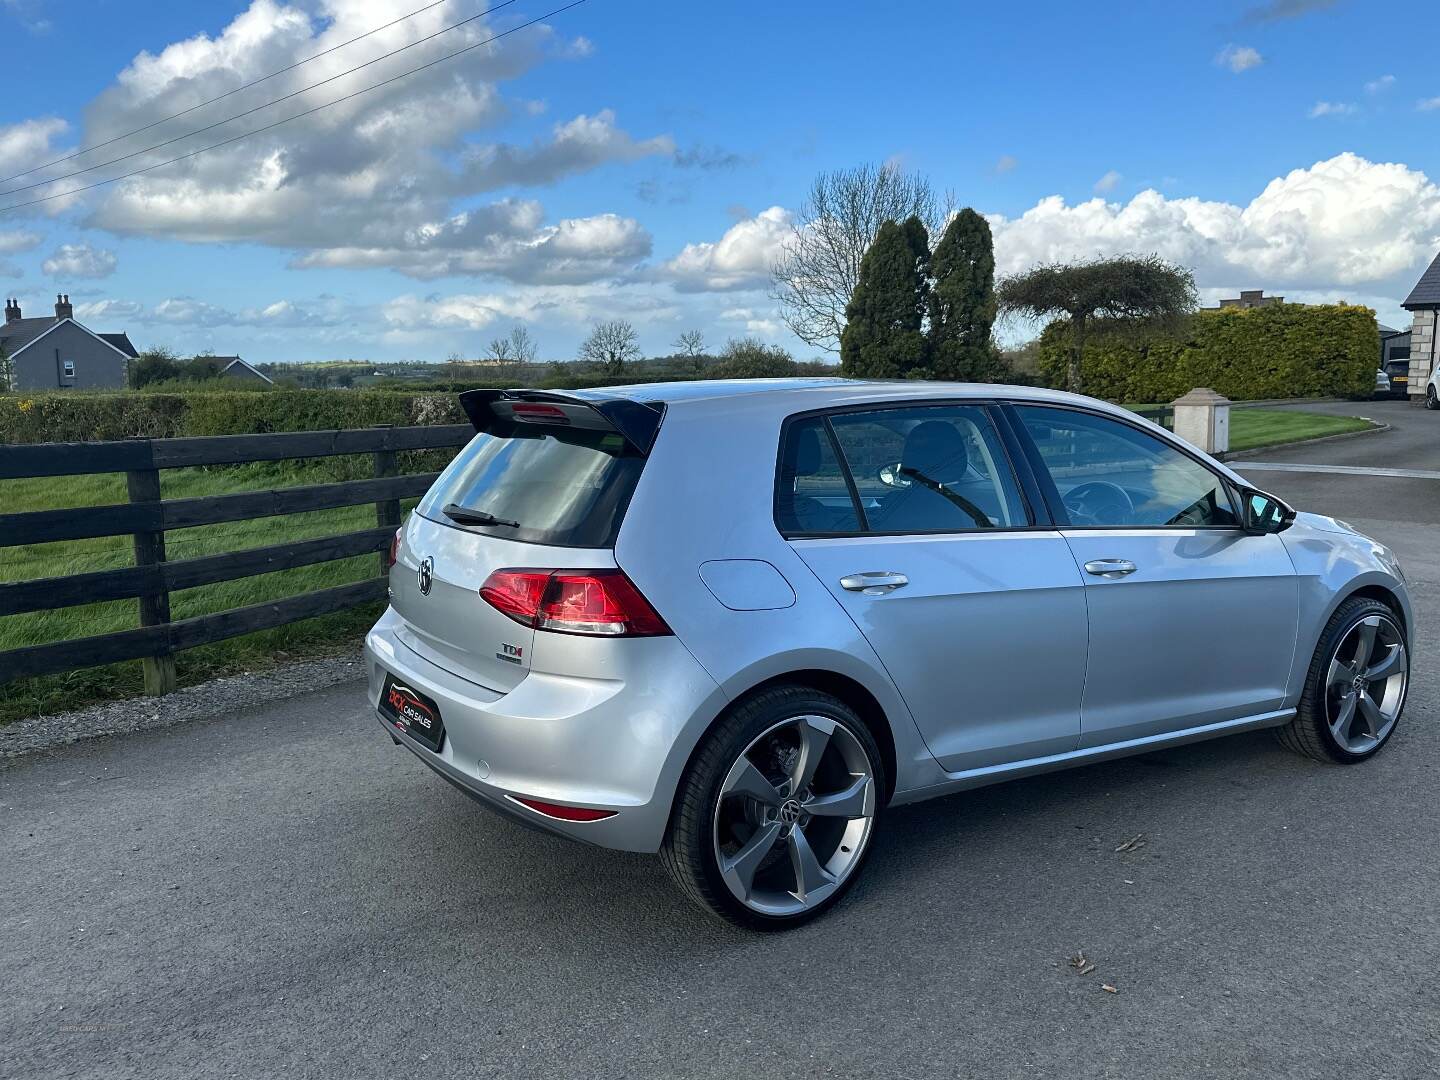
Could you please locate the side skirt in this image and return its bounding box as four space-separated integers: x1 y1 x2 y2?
889 708 1295 807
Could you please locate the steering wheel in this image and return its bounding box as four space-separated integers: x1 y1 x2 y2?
1062 481 1134 527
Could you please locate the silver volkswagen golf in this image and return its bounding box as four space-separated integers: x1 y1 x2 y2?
366 380 1412 928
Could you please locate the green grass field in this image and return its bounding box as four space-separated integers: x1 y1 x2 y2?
1225 408 1374 452
0 455 435 726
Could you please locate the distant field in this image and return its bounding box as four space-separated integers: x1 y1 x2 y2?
0 456 430 726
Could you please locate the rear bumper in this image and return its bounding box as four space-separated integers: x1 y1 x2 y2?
364 607 725 852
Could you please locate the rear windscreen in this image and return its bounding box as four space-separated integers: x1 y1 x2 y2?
417 422 646 548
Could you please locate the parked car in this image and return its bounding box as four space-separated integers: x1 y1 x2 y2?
1384 360 1410 399
1427 364 1440 409
366 380 1413 929
1375 369 1391 398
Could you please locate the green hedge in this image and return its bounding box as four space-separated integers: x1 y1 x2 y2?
0 390 465 444
1037 303 1379 402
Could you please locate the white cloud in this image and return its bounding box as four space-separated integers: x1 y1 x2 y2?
1216 44 1263 73
1418 97 1440 112
455 110 673 192
28 1 670 285
0 117 67 181
1365 74 1396 94
42 243 117 279
1 0 52 33
72 298 145 320
291 203 652 283
152 297 234 327
148 295 350 328
994 155 1018 174
559 35 594 58
661 207 792 292
382 284 681 337
0 230 42 255
1094 170 1122 193
988 152 1440 294
719 306 785 337
1310 101 1358 118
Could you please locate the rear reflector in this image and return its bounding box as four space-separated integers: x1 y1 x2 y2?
387 527 402 569
480 569 671 637
510 796 617 822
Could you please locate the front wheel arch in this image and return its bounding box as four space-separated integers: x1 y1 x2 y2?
1338 583 1408 641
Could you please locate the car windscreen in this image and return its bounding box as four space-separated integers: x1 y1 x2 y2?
416 422 646 548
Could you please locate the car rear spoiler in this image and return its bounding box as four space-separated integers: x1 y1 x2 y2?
457 388 666 455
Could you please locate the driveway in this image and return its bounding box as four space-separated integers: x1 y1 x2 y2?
1233 399 1440 587
5 403 1440 1080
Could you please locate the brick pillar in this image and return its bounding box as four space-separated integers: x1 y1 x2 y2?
1408 309 1436 402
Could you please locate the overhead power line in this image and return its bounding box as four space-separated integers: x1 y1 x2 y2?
0 0 471 186
0 1 586 215
0 0 521 198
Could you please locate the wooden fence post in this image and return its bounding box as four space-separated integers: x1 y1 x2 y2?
125 440 177 696
372 425 400 576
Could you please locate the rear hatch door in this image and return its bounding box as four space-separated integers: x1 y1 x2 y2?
388 391 661 692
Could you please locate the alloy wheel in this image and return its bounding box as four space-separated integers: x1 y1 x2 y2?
712 715 877 916
1325 614 1407 754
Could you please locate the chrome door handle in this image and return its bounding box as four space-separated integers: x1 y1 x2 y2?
1084 559 1138 579
839 571 909 594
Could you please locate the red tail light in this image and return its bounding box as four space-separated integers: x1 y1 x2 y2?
387 528 402 568
480 569 671 637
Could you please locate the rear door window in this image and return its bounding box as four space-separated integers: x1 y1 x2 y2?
418 424 645 547
776 404 1029 535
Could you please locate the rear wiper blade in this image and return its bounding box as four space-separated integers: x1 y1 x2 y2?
442 503 520 529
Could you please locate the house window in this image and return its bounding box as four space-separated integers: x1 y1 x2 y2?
62 359 76 380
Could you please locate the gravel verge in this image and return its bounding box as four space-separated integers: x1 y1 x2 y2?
0 651 367 759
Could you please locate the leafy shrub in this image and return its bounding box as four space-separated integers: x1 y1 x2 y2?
709 338 798 380
1035 303 1379 402
0 390 464 444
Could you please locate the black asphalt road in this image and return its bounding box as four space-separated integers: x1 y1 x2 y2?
5 405 1440 1080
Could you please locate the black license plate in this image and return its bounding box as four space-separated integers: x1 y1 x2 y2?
380 674 445 753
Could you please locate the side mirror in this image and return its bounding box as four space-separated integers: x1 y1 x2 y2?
1239 486 1295 535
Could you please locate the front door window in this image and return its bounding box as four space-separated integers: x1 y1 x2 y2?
1016 406 1239 528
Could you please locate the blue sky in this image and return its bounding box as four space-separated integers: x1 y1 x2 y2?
2 0 1438 363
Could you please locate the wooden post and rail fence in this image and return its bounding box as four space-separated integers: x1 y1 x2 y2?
0 424 473 695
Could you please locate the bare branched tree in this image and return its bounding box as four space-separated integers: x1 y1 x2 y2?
579 319 641 375
672 329 706 357
507 325 538 365
485 336 513 363
771 162 950 353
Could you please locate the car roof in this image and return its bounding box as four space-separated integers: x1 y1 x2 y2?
563 377 1126 416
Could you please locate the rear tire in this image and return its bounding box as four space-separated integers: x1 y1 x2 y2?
660 685 885 930
1276 597 1408 764
1427 385 1439 410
